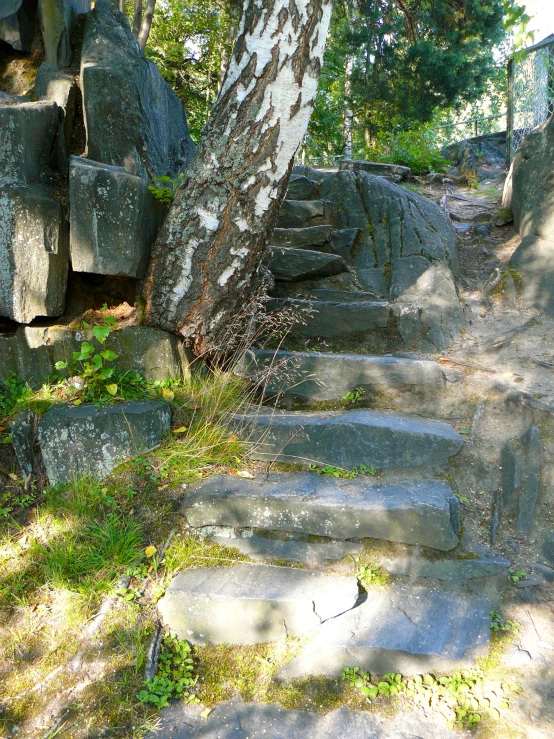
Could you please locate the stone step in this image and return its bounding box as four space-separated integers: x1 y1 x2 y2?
239 349 444 401
181 472 461 551
267 297 390 338
276 199 331 229
271 225 332 248
157 564 358 645
286 173 319 200
234 409 464 471
266 246 347 282
276 585 491 680
211 534 364 566
147 697 458 739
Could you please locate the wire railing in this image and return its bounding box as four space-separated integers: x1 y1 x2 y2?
507 34 554 162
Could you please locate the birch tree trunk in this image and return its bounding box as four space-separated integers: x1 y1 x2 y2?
143 0 334 355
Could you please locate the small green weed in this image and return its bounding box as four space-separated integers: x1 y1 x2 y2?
343 387 365 405
138 633 198 708
357 563 389 588
343 666 517 729
148 173 185 206
309 463 376 479
490 610 520 633
0 373 28 420
508 568 527 584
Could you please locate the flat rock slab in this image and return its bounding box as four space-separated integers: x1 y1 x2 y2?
266 246 347 282
182 473 461 551
157 564 358 645
381 555 510 581
210 535 363 566
234 409 464 470
147 698 458 739
38 401 170 484
277 586 491 680
286 174 318 201
267 298 390 338
239 349 444 401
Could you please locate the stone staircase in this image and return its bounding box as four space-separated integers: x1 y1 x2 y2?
157 168 507 699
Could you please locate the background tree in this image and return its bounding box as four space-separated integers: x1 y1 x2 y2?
305 0 509 158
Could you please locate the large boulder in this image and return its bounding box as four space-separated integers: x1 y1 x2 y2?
38 400 171 483
0 325 190 384
80 0 195 180
507 114 554 238
509 235 554 315
0 181 68 323
0 95 60 185
69 156 164 277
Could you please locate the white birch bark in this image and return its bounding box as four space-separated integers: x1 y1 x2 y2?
143 0 334 354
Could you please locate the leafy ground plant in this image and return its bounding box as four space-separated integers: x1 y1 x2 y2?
508 568 527 584
342 666 518 729
148 173 185 206
490 610 520 633
138 633 198 708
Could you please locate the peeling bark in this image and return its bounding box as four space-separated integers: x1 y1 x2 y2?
143 0 334 355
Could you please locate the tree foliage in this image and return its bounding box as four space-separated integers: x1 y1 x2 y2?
144 0 236 140
306 0 510 158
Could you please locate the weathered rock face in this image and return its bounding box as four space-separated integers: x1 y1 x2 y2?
0 96 60 184
269 169 462 350
501 425 542 537
0 181 69 323
69 157 164 278
0 325 190 384
0 0 36 52
507 115 554 239
40 0 91 67
38 400 171 483
80 0 195 180
34 63 77 164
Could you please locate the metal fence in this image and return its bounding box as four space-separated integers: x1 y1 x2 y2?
507 34 554 162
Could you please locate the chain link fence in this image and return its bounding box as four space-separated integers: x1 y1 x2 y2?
508 34 554 162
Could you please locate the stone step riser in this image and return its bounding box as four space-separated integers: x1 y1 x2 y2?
182 472 461 551
267 297 391 338
234 409 464 471
238 349 444 402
